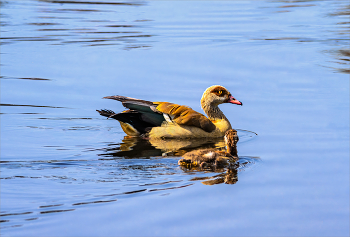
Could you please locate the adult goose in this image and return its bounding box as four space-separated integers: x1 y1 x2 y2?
97 85 242 138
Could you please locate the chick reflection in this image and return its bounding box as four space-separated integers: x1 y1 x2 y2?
178 129 240 185
189 167 239 185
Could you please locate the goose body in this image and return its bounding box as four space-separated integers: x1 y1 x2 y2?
97 85 242 138
178 129 239 169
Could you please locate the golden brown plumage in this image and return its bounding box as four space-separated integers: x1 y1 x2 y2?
178 129 239 169
97 85 242 138
154 102 216 133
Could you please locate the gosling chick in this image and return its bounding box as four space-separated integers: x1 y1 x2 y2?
178 129 239 169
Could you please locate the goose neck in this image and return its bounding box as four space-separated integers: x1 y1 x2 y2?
202 103 226 121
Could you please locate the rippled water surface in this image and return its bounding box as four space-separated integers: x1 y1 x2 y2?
1 0 349 236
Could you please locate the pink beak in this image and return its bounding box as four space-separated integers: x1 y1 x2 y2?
227 95 243 106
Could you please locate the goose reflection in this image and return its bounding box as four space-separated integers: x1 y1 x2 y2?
98 135 227 159
97 129 258 185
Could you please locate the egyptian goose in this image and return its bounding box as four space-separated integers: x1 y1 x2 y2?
97 85 242 138
178 129 239 169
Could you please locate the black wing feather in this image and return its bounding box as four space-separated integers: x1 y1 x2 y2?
98 96 166 134
97 109 163 134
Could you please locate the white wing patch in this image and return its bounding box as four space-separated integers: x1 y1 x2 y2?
163 113 175 123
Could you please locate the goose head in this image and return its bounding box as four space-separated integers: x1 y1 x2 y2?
201 85 242 107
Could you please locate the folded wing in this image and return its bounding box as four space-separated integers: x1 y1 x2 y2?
98 96 216 134
154 102 216 133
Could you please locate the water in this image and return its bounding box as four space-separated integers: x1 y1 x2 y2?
1 0 349 236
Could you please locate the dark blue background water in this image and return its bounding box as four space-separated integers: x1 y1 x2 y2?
1 0 349 236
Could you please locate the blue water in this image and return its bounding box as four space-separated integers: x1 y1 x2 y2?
1 0 349 236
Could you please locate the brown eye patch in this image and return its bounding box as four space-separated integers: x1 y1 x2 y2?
210 86 227 97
